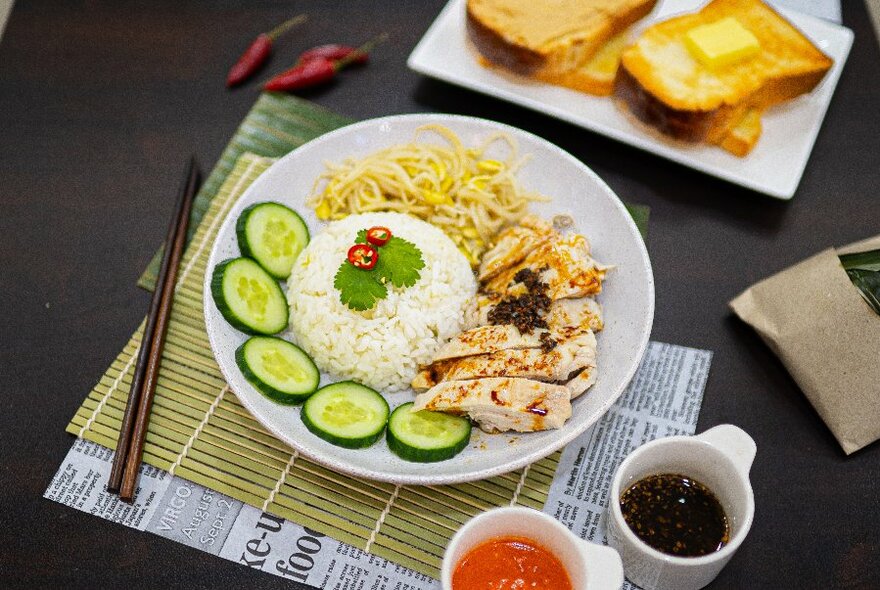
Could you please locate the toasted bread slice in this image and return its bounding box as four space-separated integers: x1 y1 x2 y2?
467 0 657 94
544 29 633 96
616 0 832 145
719 107 763 156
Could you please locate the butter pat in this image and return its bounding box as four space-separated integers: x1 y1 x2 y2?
685 17 760 68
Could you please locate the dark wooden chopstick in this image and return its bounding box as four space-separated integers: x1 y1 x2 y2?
107 158 200 492
106 157 201 501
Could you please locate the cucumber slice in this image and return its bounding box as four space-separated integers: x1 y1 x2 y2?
301 382 389 449
387 403 471 463
237 202 309 279
236 336 319 404
211 257 288 335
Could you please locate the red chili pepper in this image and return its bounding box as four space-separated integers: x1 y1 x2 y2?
366 226 392 247
264 57 336 92
299 44 369 66
226 14 307 88
263 32 388 93
348 244 378 270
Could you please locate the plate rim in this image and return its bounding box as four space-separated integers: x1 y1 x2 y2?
203 112 655 485
406 0 855 200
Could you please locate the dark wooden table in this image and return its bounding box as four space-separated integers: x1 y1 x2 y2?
2 1 878 588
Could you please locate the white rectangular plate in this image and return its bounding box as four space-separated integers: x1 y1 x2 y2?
407 0 853 199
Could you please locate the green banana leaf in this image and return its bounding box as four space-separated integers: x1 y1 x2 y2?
839 248 880 316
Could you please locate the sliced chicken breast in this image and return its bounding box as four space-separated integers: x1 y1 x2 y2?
432 297 603 365
478 215 555 282
481 234 607 300
413 330 597 390
411 216 607 433
473 296 604 336
431 324 544 362
566 366 597 399
413 377 572 433
547 297 604 332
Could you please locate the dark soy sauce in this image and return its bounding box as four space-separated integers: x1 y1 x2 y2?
620 473 730 557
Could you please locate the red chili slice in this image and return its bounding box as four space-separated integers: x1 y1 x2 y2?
366 226 392 246
348 244 378 270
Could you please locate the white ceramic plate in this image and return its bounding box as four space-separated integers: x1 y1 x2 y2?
204 114 654 485
407 0 853 199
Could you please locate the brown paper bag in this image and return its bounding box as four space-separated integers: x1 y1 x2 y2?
730 235 880 455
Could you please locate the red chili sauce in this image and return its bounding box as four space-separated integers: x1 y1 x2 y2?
452 536 573 590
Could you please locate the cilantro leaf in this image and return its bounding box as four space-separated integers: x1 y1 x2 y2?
375 236 425 288
336 230 425 310
334 261 387 311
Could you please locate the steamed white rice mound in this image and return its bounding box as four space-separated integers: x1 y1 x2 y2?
287 212 476 392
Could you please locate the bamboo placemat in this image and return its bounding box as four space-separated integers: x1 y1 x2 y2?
76 92 648 577
68 152 561 578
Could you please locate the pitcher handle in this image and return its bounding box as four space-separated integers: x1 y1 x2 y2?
578 540 624 590
696 424 756 477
